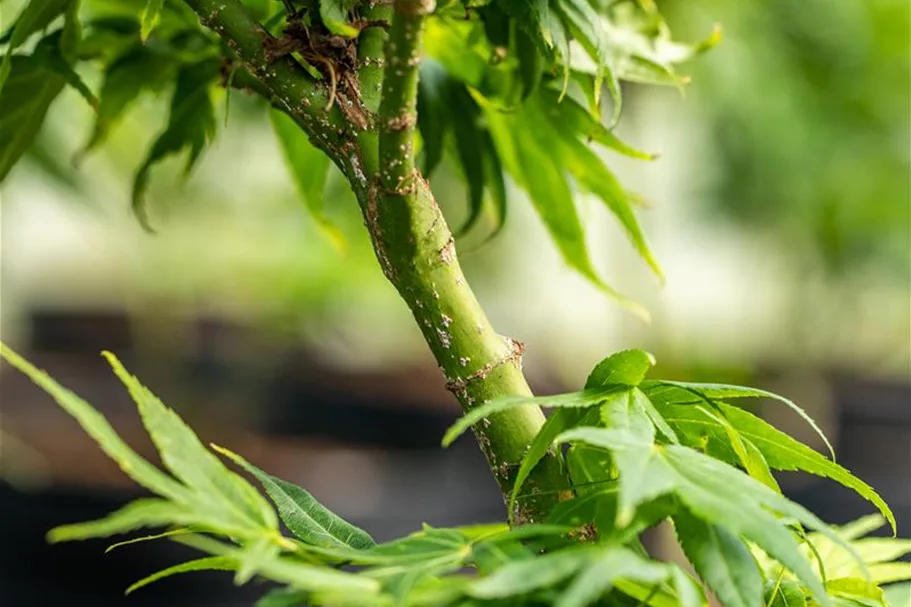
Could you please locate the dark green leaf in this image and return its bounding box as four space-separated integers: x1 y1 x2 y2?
80 45 176 156
515 26 543 99
213 446 375 550
480 128 507 236
449 84 487 235
674 507 764 607
417 59 449 177
497 0 551 50
0 55 65 182
508 408 587 521
30 32 97 110
132 58 218 228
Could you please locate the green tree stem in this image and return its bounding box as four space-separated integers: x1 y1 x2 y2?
180 0 573 522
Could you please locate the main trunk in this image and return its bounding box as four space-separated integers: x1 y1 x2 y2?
180 0 573 523
351 175 571 523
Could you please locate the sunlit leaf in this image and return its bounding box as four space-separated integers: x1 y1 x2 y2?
556 426 848 607
0 344 187 500
643 380 835 460
319 0 358 37
103 352 277 532
47 499 191 543
586 349 656 388
767 580 808 607
485 104 648 318
127 556 236 594
139 0 166 41
657 401 894 532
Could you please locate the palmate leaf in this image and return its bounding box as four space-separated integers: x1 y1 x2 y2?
555 426 850 607
213 445 376 550
423 10 669 309
415 56 513 237
0 344 281 544
800 516 911 585
642 380 835 460
655 401 895 531
550 0 620 122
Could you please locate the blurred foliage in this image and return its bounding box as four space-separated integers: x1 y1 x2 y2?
667 0 910 278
